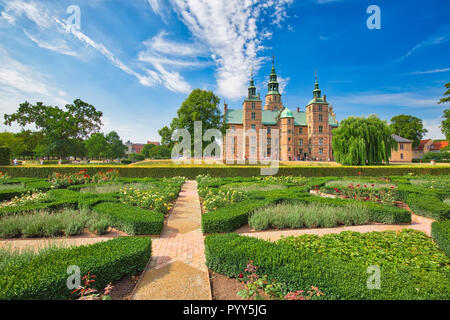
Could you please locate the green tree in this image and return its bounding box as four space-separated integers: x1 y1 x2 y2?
158 89 224 152
390 115 427 148
438 83 450 140
85 133 108 159
4 99 103 158
148 145 171 159
142 143 156 158
332 115 397 165
15 130 45 158
0 132 25 158
105 131 127 159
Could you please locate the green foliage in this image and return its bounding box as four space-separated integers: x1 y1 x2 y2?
141 144 156 158
438 83 450 139
4 99 103 158
0 147 11 166
432 220 450 257
93 202 164 235
406 193 450 220
202 200 270 233
2 165 450 179
205 232 449 300
390 115 427 148
332 115 397 165
0 237 151 300
248 202 370 231
158 89 223 150
0 132 25 158
148 145 171 159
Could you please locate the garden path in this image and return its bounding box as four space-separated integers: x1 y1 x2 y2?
238 190 434 242
131 180 211 300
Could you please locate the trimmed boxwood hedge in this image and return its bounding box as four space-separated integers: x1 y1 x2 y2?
0 147 10 166
202 200 271 233
406 194 450 220
0 236 151 300
432 220 450 257
205 233 450 300
1 165 450 178
93 202 164 235
394 184 449 201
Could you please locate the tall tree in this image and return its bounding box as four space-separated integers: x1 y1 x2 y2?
142 143 156 158
15 130 45 158
0 132 25 158
332 115 397 165
105 131 127 159
4 99 103 158
438 83 450 140
158 89 224 153
148 145 171 159
85 133 108 159
390 115 427 148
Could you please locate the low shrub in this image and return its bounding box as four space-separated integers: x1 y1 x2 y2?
0 147 10 166
205 233 449 300
0 236 151 300
248 202 370 231
406 193 450 220
93 202 164 235
202 200 270 233
432 220 450 257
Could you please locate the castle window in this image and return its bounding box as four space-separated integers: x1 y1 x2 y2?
319 105 323 112
299 127 303 134
252 102 256 110
251 147 256 155
267 127 271 134
309 138 312 145
288 147 291 152
268 138 271 145
309 115 311 122
232 126 235 131
309 127 311 134
401 153 404 160
251 112 256 120
319 114 323 122
288 129 291 134
251 124 256 131
299 139 303 146
319 148 323 155
288 119 291 125
251 136 256 145
319 126 323 134
319 138 323 145
400 143 404 150
288 137 291 142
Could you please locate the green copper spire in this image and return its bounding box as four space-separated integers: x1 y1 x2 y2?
246 69 260 101
267 55 280 95
313 70 321 99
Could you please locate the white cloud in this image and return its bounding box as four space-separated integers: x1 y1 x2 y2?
332 91 441 108
397 26 450 62
423 118 445 140
406 68 450 75
169 0 293 99
23 29 78 57
0 47 69 116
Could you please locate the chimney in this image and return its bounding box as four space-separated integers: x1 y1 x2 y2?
297 107 300 112
323 95 326 102
224 102 228 113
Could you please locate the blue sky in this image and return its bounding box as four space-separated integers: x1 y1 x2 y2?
0 0 449 143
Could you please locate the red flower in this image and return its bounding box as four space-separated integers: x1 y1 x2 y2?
238 273 244 279
356 184 360 187
371 184 374 187
391 186 395 189
364 185 367 188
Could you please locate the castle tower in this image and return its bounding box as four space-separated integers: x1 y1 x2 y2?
264 56 283 111
306 71 330 161
280 108 295 161
243 73 262 160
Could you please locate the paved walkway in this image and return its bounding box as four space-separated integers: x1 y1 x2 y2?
239 191 434 242
131 180 211 300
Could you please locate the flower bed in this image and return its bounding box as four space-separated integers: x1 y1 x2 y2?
48 169 119 188
205 232 449 300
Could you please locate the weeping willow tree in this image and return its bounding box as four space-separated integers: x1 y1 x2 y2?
332 115 397 165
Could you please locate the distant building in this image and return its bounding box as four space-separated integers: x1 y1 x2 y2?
430 140 449 153
413 139 448 159
413 139 433 159
125 141 162 154
390 134 413 162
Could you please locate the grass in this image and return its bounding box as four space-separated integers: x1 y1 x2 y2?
0 208 111 238
80 184 124 194
248 201 370 231
224 183 287 192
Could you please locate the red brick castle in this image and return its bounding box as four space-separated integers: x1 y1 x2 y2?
223 60 339 161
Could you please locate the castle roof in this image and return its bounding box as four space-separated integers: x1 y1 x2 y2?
225 109 338 127
392 134 412 143
280 108 294 118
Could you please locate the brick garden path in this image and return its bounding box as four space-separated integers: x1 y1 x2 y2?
131 180 211 300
